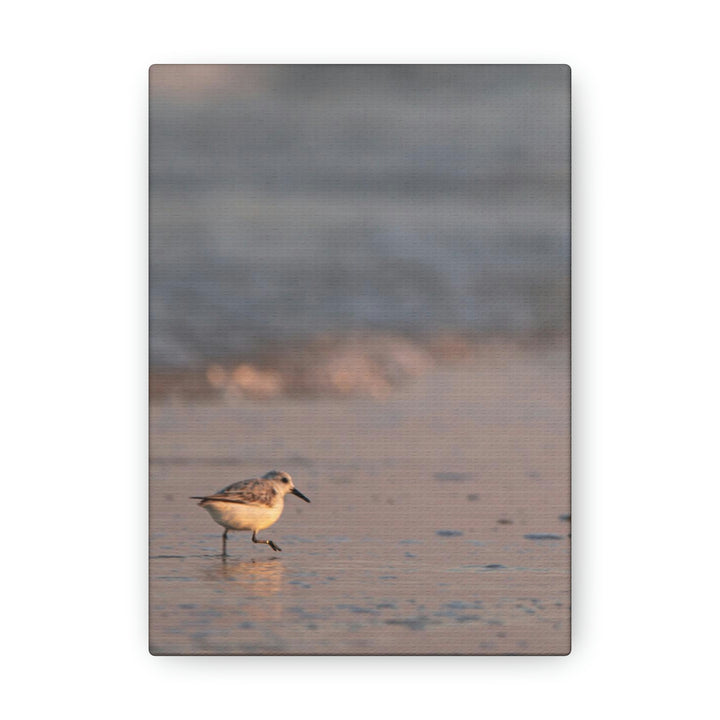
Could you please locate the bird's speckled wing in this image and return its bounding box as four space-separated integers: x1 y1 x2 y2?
197 477 278 507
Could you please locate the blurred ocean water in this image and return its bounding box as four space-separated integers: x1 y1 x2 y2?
150 65 570 368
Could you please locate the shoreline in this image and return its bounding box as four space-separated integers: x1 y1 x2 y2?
150 332 569 401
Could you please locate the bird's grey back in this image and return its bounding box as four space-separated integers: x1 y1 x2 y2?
211 477 278 506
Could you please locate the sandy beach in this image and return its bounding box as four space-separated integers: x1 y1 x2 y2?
149 338 570 654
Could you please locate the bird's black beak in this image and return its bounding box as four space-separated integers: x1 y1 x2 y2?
291 487 311 503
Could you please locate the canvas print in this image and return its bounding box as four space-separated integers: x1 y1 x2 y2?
149 64 570 655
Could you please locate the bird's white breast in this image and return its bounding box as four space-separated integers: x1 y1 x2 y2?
202 498 284 532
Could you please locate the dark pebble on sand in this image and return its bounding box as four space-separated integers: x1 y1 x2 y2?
484 564 506 569
337 605 379 615
558 513 571 521
434 472 470 482
385 617 436 631
497 518 513 525
524 533 563 540
436 530 463 537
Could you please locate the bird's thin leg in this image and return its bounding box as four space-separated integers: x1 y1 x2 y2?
252 530 282 552
222 529 228 557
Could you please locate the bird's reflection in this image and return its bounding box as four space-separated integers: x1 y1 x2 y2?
202 557 285 598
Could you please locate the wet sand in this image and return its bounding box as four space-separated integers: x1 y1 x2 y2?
149 339 570 654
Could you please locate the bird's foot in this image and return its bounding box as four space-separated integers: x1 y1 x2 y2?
268 540 282 552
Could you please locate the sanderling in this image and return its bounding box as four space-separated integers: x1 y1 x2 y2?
191 470 311 556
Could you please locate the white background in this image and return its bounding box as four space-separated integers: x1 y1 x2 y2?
3 2 719 717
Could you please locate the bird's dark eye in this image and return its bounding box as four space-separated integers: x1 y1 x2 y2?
282 477 289 483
